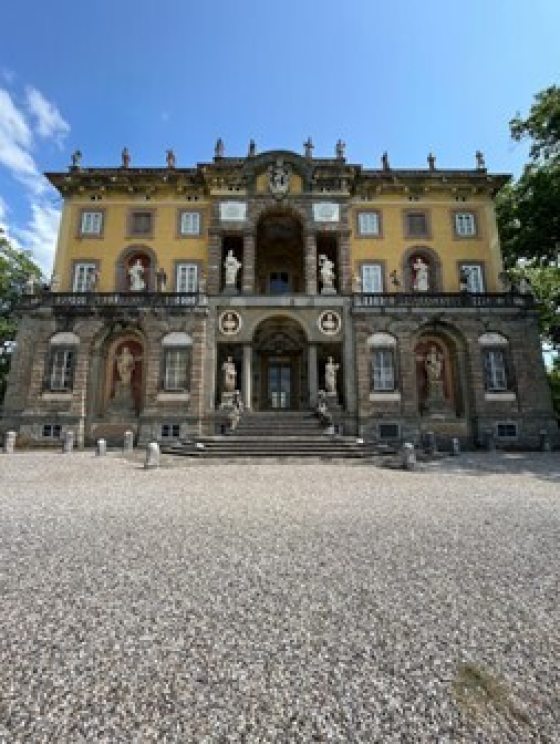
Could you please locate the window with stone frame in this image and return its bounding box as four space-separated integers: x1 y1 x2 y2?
129 210 154 236
483 349 509 392
176 263 198 293
454 212 477 237
404 211 429 238
178 211 201 236
361 263 384 293
357 211 381 236
163 348 189 391
459 263 485 293
372 348 396 391
80 210 103 236
73 262 97 292
47 348 75 391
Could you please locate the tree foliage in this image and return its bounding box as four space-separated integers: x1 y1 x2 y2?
0 231 43 402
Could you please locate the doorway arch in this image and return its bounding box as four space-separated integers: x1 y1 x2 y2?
255 209 305 294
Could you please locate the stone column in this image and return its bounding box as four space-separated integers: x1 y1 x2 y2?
243 344 252 409
207 231 222 294
308 344 318 407
304 233 318 295
242 233 256 294
337 230 352 294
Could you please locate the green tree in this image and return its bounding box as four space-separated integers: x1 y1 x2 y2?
0 230 43 402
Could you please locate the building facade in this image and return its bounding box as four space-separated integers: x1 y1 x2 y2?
2 143 557 449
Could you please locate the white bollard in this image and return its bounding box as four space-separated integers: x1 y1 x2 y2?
3 430 17 454
123 430 134 454
96 438 107 456
144 442 160 470
451 437 461 456
400 442 416 470
62 430 74 454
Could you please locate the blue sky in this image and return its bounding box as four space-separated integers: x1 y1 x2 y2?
1 0 559 273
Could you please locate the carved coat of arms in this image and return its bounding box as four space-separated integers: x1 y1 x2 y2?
268 159 291 197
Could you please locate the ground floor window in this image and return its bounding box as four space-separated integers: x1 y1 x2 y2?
372 349 396 391
161 423 180 439
484 349 508 391
48 349 75 391
42 423 62 439
163 348 189 391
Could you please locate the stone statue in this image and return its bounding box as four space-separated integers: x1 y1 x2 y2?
222 356 236 393
121 147 131 168
214 138 224 158
459 267 470 292
166 149 176 168
427 152 436 170
382 151 390 170
316 390 333 427
425 346 443 384
412 257 429 292
116 346 135 385
248 139 256 157
224 249 242 287
390 270 401 289
156 268 167 292
318 254 336 293
335 139 346 160
128 259 146 291
476 150 486 170
352 273 362 293
268 159 291 196
304 137 314 158
71 150 82 168
325 356 339 394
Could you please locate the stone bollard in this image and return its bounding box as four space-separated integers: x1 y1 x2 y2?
144 442 160 470
62 430 74 454
3 430 17 454
539 430 551 452
95 438 107 457
451 437 461 456
400 442 416 470
485 428 496 452
123 430 134 454
425 431 437 455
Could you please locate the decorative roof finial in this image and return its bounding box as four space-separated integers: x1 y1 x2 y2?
335 139 346 160
475 150 486 170
427 152 436 170
121 147 131 168
166 149 176 168
214 138 224 159
70 150 82 170
304 137 314 159
248 139 256 157
381 151 390 170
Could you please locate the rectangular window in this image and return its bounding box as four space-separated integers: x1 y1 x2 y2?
372 349 395 391
161 423 180 439
80 211 103 236
73 263 97 292
164 349 188 391
357 211 380 236
460 264 485 293
42 423 62 439
129 211 153 236
49 349 74 391
405 211 429 237
484 350 508 391
455 212 477 237
378 423 400 440
176 263 198 293
179 211 201 235
496 423 518 440
361 263 383 293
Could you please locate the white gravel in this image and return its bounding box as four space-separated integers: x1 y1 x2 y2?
1 451 559 742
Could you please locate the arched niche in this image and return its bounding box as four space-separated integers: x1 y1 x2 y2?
115 245 158 292
402 245 442 292
413 329 462 416
102 333 145 416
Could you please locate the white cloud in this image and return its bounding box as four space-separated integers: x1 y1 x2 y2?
0 87 44 191
13 203 60 274
26 86 70 145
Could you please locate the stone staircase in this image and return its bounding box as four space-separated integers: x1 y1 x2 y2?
162 411 394 459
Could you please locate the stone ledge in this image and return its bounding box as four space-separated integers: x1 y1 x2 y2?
484 392 517 401
369 392 401 402
156 392 190 402
41 392 73 401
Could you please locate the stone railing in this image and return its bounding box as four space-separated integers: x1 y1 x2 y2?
353 292 535 310
18 291 203 311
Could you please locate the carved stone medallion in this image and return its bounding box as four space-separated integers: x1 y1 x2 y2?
268 159 291 197
317 310 342 336
219 311 242 336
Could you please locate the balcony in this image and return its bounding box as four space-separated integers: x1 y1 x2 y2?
18 291 204 313
353 292 535 311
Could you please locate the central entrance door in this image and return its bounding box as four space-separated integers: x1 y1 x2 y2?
267 358 292 409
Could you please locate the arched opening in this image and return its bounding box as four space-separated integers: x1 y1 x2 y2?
102 334 145 417
116 245 157 291
252 316 308 409
402 245 442 293
255 210 304 295
414 332 462 416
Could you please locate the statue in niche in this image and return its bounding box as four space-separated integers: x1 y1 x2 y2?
108 343 142 415
325 356 339 395
268 159 291 196
222 356 237 393
166 149 176 168
116 346 135 386
318 254 336 293
121 147 131 168
412 257 429 292
128 259 146 291
423 344 448 414
224 249 242 287
425 346 443 385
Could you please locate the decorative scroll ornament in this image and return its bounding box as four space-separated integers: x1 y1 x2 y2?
219 311 242 335
268 159 291 197
317 310 342 336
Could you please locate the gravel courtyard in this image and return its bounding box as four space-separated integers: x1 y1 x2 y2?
1 451 559 742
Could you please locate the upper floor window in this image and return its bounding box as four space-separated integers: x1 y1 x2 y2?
454 212 477 237
128 210 154 237
176 263 198 293
80 210 103 236
459 264 485 293
73 262 97 292
178 211 201 236
361 263 384 293
404 210 430 238
357 211 381 236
